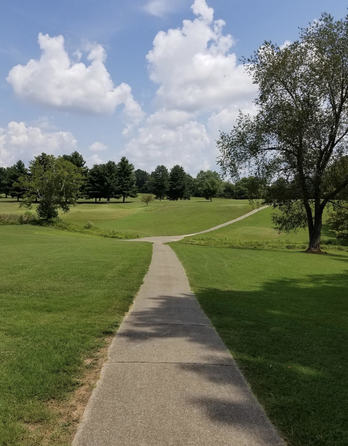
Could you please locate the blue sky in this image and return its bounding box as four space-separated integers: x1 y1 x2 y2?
0 0 346 173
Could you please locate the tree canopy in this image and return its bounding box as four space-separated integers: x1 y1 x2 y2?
21 154 83 220
218 13 348 252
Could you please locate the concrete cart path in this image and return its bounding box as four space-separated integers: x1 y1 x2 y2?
73 206 284 446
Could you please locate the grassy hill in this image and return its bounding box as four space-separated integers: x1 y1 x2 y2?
0 197 253 237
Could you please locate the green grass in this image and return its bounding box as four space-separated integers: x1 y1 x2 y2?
172 209 348 446
0 225 152 446
0 197 253 237
185 206 339 249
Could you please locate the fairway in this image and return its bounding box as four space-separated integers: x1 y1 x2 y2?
0 225 152 446
172 209 348 446
185 206 337 249
0 198 253 237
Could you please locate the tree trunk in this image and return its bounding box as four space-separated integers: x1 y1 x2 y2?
123 195 126 203
306 212 323 253
17 195 19 202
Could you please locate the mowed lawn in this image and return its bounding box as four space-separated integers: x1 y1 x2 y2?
0 197 253 237
172 210 348 446
0 225 152 446
185 206 337 249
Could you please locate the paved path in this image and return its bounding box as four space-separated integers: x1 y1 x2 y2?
73 206 284 446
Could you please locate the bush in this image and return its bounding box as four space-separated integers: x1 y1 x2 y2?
140 194 154 206
0 212 37 225
328 206 348 244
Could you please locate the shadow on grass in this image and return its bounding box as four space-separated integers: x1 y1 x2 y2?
116 269 348 446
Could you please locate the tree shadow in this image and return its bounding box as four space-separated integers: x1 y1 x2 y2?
115 268 348 445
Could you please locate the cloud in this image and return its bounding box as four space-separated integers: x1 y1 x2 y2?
125 0 256 174
0 121 77 166
143 0 186 17
125 111 212 173
86 153 105 167
146 0 256 113
191 0 214 23
89 141 107 152
7 33 143 119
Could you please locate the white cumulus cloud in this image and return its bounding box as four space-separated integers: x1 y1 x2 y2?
191 0 214 23
7 33 143 120
125 0 256 173
146 0 256 112
89 141 107 152
0 121 77 166
125 111 212 173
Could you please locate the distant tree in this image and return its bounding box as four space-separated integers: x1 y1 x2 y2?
221 182 235 199
328 205 348 243
62 151 87 171
218 14 348 252
21 154 83 220
62 151 88 197
168 165 187 200
151 165 169 200
195 171 222 201
140 194 154 206
183 174 194 200
135 169 150 193
0 167 8 197
85 165 105 202
8 160 27 201
102 161 119 201
116 157 137 203
234 177 265 200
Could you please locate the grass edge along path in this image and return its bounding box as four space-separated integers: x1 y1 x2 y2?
0 225 152 446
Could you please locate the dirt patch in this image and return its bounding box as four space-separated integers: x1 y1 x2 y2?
25 336 113 446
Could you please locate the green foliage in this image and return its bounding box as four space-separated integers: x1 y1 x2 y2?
220 181 235 198
135 169 151 193
150 165 169 199
7 160 27 201
21 153 83 221
168 165 187 200
195 170 222 201
140 194 154 206
218 13 348 252
0 211 37 225
116 157 137 203
0 167 9 196
328 205 348 243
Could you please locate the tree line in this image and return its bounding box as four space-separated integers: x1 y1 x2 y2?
0 152 266 205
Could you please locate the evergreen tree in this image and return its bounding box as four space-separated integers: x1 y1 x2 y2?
168 165 186 200
8 160 27 201
150 165 169 200
116 157 136 203
135 169 150 193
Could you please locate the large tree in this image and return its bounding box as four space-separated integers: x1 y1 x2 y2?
0 167 9 197
85 164 105 202
8 160 27 201
135 169 151 193
218 14 348 252
116 157 137 203
21 154 83 220
168 165 187 200
195 170 222 201
150 165 169 200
